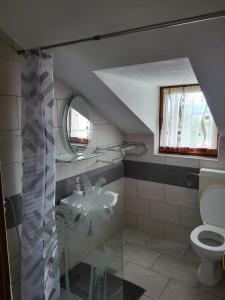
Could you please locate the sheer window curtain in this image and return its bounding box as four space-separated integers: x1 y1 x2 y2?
160 85 218 150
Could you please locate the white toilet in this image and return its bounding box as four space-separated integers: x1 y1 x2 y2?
191 185 225 287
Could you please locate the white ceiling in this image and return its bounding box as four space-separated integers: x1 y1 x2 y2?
1 1 225 134
95 57 197 87
1 0 225 48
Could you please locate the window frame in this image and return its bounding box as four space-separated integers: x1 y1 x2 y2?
159 84 219 158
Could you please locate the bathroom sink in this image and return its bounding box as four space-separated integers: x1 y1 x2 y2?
60 190 118 212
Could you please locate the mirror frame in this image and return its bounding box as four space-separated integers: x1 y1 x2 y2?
60 95 90 156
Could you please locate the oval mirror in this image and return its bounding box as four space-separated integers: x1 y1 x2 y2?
61 95 93 155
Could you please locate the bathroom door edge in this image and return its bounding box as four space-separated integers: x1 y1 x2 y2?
0 163 11 300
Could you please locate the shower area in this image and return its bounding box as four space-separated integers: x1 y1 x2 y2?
1 42 147 300
20 52 126 300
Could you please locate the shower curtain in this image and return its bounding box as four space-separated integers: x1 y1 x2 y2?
21 52 60 300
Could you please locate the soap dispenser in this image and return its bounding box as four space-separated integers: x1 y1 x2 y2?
74 177 83 196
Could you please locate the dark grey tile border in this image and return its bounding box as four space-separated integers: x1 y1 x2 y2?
5 193 23 230
123 160 150 180
6 163 123 230
5 160 199 230
123 160 199 189
56 163 123 203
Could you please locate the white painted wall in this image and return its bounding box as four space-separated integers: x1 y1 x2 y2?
95 71 158 134
95 58 197 136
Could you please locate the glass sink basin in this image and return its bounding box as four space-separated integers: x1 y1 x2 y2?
60 190 118 210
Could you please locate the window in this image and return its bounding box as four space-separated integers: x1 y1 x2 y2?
159 84 218 157
67 107 91 145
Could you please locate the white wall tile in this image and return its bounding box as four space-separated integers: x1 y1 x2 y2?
54 76 72 99
0 59 21 96
87 150 110 172
124 195 149 217
9 255 20 284
137 180 164 202
60 159 88 181
219 137 225 149
55 99 65 128
0 131 22 164
164 223 192 245
124 212 137 229
150 201 179 225
165 155 200 168
104 178 124 196
53 99 58 128
165 185 198 209
1 162 22 197
87 129 98 149
54 128 67 155
0 96 19 129
11 280 20 300
89 109 108 125
0 31 14 60
16 97 21 129
6 227 21 259
124 178 137 196
137 144 166 164
123 134 153 144
97 124 122 147
123 146 137 161
180 207 202 229
200 148 225 170
56 162 62 182
137 215 164 237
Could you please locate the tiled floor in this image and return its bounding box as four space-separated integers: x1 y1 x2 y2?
122 228 225 300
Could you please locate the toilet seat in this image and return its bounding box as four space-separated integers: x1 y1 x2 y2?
191 224 225 253
190 185 225 286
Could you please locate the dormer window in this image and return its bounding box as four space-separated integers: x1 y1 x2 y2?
159 84 218 157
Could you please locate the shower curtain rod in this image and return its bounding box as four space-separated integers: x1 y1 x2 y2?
17 10 225 54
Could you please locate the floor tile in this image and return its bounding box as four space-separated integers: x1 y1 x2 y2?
160 279 221 300
60 288 81 299
124 243 160 268
123 262 169 299
123 228 151 246
140 295 154 300
152 255 198 287
146 238 188 258
198 275 225 299
183 247 201 266
108 256 129 274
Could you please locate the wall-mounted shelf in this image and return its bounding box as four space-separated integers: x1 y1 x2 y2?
56 142 148 164
56 151 104 163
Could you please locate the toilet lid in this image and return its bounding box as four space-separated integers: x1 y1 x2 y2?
200 185 225 228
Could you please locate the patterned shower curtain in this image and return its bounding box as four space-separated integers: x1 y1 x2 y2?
21 52 60 300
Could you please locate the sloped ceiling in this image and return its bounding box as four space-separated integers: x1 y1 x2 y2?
0 1 225 134
94 58 198 134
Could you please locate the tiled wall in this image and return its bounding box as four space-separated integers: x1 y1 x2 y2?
2 27 225 299
54 77 123 182
0 30 22 300
0 31 123 300
123 133 225 245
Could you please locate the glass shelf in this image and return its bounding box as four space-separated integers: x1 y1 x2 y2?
56 151 104 163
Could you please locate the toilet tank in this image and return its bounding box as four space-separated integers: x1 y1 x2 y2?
199 168 225 197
